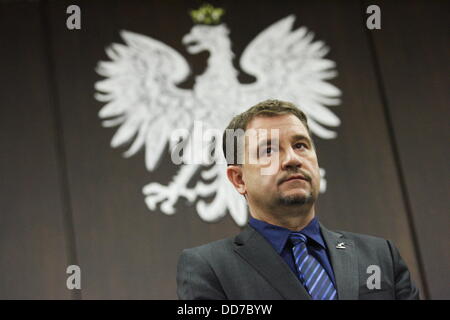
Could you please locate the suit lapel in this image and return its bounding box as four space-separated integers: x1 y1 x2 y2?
320 223 359 300
234 226 311 300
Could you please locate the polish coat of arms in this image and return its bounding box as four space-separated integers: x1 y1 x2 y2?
94 5 341 226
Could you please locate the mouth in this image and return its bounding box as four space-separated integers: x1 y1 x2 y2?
281 174 309 184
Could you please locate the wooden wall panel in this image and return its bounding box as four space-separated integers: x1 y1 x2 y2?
1 0 446 299
45 0 426 298
0 1 72 299
369 0 449 299
45 0 240 299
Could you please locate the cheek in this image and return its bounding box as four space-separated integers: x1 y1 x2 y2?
314 170 321 188
261 175 277 190
308 157 321 183
246 168 277 192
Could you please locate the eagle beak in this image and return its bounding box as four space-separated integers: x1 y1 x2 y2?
182 33 194 46
182 34 203 54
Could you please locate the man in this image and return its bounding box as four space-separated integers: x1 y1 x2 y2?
177 99 419 300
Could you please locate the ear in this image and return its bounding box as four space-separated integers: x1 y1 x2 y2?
226 165 246 196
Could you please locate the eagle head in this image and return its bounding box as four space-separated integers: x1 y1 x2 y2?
182 24 230 54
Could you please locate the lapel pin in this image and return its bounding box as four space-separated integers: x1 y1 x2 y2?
336 242 346 249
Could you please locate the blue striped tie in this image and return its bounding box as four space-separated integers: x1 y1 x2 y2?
290 232 337 300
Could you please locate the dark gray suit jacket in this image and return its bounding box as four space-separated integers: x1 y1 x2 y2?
177 223 420 300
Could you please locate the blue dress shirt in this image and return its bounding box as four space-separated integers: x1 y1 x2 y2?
249 216 336 286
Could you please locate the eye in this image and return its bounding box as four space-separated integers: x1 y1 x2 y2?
294 142 307 150
260 145 277 157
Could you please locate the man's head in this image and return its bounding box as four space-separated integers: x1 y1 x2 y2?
223 99 321 217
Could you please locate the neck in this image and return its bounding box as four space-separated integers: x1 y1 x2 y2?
205 51 237 77
249 204 316 232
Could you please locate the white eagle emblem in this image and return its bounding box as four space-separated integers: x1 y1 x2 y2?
94 15 341 227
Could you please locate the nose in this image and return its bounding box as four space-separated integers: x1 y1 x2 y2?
281 146 303 171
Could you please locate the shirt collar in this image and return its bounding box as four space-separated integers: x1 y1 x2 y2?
249 216 325 253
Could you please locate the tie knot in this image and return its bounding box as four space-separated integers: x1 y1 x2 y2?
289 232 307 245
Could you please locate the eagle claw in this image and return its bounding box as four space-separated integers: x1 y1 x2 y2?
142 182 196 215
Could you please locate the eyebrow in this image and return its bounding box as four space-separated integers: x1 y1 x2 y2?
257 134 312 147
290 134 312 144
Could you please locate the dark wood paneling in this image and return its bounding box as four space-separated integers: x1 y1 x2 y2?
45 0 430 298
369 0 449 299
45 0 241 299
2 0 443 299
0 1 71 299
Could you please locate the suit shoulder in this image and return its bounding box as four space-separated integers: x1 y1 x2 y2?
181 237 235 261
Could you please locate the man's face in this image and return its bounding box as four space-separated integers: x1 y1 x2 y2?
237 114 321 211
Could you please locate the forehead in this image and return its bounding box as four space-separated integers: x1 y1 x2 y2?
246 114 310 140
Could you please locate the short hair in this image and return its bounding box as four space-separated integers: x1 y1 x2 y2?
222 99 313 165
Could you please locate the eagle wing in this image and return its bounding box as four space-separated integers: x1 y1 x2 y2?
95 30 196 171
239 15 341 139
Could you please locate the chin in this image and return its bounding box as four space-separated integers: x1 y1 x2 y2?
277 193 313 206
283 189 309 198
